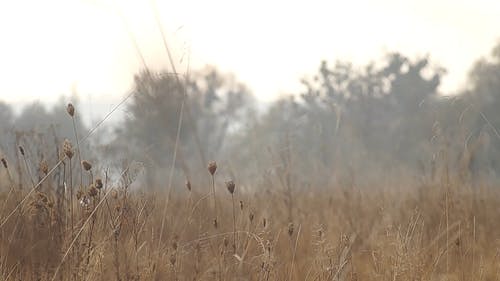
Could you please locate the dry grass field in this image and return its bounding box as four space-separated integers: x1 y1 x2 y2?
2 1 500 280
1 105 500 281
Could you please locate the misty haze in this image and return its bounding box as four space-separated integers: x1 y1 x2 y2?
0 0 500 280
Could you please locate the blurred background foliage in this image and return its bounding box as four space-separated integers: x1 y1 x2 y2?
1 41 500 188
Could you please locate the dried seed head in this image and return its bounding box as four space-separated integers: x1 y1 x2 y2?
262 218 267 228
80 196 90 207
213 218 218 229
18 146 25 156
288 222 294 237
208 161 217 175
239 200 244 210
225 180 235 194
249 212 254 223
169 253 176 266
88 184 98 197
58 150 66 163
67 103 75 117
76 190 84 200
95 178 103 189
223 237 229 248
39 160 48 175
81 160 92 171
63 139 74 159
1 158 7 169
185 179 192 192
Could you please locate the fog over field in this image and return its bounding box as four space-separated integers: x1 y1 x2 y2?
0 1 500 280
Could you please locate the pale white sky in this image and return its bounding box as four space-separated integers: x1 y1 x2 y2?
0 0 499 113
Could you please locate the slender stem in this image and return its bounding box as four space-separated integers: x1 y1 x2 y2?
86 199 96 267
62 162 67 231
90 170 94 186
231 194 236 253
68 159 75 280
211 175 218 226
472 216 476 276
69 160 74 239
71 117 83 188
20 153 36 189
288 225 301 281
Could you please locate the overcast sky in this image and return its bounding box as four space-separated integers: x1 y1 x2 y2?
0 0 499 117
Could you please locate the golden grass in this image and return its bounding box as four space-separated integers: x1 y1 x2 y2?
0 103 498 281
1 164 499 281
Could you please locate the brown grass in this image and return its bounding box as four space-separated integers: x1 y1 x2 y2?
0 104 499 281
1 152 500 281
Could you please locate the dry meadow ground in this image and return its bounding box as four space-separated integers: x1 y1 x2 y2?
1 106 499 281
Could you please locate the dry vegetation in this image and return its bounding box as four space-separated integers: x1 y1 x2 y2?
1 104 500 281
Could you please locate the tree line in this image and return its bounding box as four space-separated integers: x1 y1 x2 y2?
1 42 500 188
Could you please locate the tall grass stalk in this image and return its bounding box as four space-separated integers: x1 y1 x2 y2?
67 103 84 188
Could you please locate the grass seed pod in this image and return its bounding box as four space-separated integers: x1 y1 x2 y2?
208 161 217 175
67 103 75 117
226 180 235 194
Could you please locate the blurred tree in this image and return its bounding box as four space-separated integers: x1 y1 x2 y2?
240 52 445 186
13 96 86 137
458 41 500 179
15 102 52 131
0 101 14 154
114 67 255 185
0 101 13 131
0 97 89 188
